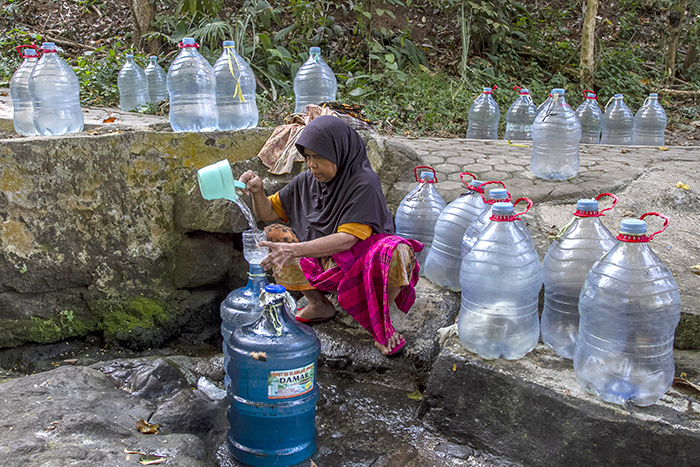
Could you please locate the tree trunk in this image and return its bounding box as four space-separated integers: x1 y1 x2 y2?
128 0 159 54
666 0 688 82
579 0 598 86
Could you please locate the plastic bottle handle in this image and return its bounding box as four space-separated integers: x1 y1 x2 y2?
583 89 596 99
513 86 522 93
16 44 40 58
640 212 670 241
414 166 437 183
459 172 478 189
596 192 619 214
512 197 533 218
476 181 510 203
179 42 200 48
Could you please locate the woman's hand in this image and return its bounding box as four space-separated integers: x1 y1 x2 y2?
238 170 263 196
259 241 296 275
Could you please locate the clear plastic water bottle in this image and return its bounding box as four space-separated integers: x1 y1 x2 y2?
505 87 537 141
423 174 495 291
600 94 634 145
541 194 618 359
10 46 39 136
117 54 150 112
394 167 446 268
466 86 500 140
144 56 169 104
221 263 268 388
530 88 581 180
573 214 680 407
167 37 218 132
536 93 552 114
293 47 337 114
576 90 602 144
461 188 533 258
28 42 84 136
458 201 543 360
214 41 258 130
632 93 667 146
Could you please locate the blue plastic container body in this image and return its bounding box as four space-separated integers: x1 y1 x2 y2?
226 285 321 466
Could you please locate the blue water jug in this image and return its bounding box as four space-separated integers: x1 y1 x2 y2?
573 213 681 407
394 166 447 268
576 90 603 144
422 174 495 291
458 200 543 360
221 263 269 388
466 86 500 140
227 284 320 466
541 194 618 359
10 45 39 136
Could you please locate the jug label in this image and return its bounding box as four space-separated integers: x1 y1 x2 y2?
267 363 315 399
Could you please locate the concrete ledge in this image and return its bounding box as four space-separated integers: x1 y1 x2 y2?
421 336 700 467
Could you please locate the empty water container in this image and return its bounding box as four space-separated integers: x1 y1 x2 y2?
541 194 618 359
531 88 581 180
632 93 667 146
10 46 39 136
118 54 150 112
505 87 537 141
573 213 681 407
144 56 168 104
423 174 495 291
536 93 552 114
293 47 337 114
214 41 258 130
466 86 500 140
576 90 602 144
458 200 543 360
167 37 218 132
227 284 320 466
394 167 446 268
601 94 634 145
28 42 84 136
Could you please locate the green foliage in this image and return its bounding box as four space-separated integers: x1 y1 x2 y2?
98 297 170 335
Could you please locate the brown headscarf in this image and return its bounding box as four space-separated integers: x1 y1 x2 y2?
277 115 394 242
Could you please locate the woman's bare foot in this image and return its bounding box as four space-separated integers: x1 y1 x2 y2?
296 289 336 321
374 332 404 356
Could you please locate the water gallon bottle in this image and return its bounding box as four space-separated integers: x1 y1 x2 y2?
632 93 667 146
28 42 84 136
536 93 552 114
576 90 603 144
466 86 500 140
461 187 534 258
227 284 321 466
600 94 634 145
573 213 681 407
293 47 337 114
530 88 581 180
117 54 150 112
541 193 618 359
10 45 40 136
214 40 258 130
144 56 168 104
394 167 447 268
422 174 495 291
167 37 218 132
458 200 543 360
504 87 537 141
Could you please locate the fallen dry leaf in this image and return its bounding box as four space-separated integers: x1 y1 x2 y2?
250 351 267 362
676 181 690 190
311 460 318 467
690 265 700 275
135 419 160 434
658 146 669 151
102 117 118 123
139 457 166 465
620 149 631 154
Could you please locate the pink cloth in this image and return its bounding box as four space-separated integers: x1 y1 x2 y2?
300 234 423 345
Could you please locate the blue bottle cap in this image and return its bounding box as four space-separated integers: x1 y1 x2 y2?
420 171 435 181
42 42 56 49
576 199 598 212
149 55 157 60
126 54 134 58
265 284 286 294
223 40 235 47
614 93 623 98
489 188 508 200
520 89 529 94
586 92 596 98
552 88 565 94
620 219 647 235
182 37 195 45
649 93 658 98
469 179 483 188
492 202 513 214
483 87 491 92
25 49 38 57
310 46 321 53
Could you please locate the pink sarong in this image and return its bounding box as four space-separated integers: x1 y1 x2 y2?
300 234 423 346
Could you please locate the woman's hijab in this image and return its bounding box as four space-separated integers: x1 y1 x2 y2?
277 115 394 241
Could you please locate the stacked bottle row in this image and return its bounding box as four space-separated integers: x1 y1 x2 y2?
10 43 84 136
466 87 668 147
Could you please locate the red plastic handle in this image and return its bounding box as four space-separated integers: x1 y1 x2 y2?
414 166 437 183
16 44 40 58
640 212 669 241
583 89 597 99
179 42 200 48
513 86 522 93
512 197 533 218
477 181 508 203
460 172 477 189
596 193 618 215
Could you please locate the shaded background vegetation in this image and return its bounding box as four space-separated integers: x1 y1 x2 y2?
1 0 699 140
